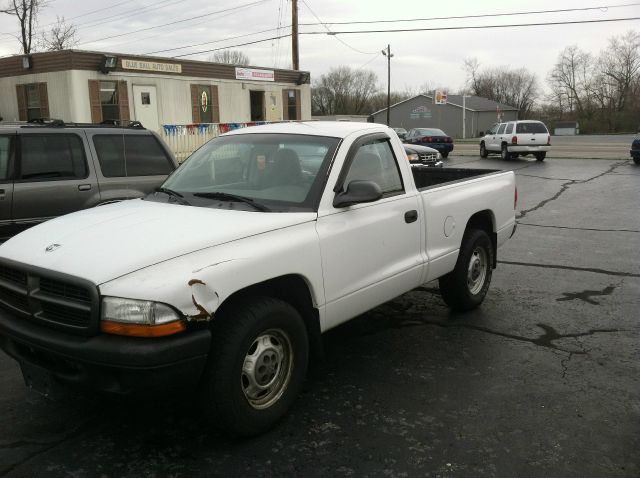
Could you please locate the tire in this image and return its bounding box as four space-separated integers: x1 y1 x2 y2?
480 142 488 158
634 157 640 165
535 152 546 161
500 144 511 160
442 151 449 159
439 229 494 312
200 296 309 437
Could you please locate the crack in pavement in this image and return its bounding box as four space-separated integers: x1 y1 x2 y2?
556 280 623 305
516 173 575 181
517 160 628 219
0 419 97 477
517 222 640 234
497 260 640 278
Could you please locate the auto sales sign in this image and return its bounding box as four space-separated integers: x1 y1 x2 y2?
235 67 275 82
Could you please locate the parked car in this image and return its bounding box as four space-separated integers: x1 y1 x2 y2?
392 127 408 140
404 143 443 167
404 128 454 158
0 121 517 437
0 120 177 240
480 120 550 161
630 134 640 164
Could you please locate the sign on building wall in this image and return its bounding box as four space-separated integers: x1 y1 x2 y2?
235 67 275 82
434 90 448 105
122 59 182 73
410 105 432 119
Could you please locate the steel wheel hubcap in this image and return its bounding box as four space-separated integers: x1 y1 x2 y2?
241 329 293 410
467 247 487 295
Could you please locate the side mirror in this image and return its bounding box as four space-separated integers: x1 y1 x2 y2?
333 180 383 208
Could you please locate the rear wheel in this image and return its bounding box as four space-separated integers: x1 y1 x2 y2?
535 152 546 161
200 297 309 437
439 229 494 312
500 144 512 160
480 142 488 158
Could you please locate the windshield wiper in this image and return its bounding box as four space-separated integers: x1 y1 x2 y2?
155 187 191 205
193 192 271 212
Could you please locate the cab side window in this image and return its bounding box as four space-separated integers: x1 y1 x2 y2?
505 123 514 134
497 124 506 134
18 134 87 181
343 139 404 196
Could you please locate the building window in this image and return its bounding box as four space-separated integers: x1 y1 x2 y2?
15 83 49 121
100 81 120 121
282 89 300 121
88 80 129 124
190 84 219 123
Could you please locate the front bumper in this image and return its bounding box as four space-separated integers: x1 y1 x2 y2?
0 308 211 396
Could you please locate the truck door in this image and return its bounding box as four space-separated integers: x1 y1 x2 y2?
0 134 15 240
316 134 422 330
11 131 98 234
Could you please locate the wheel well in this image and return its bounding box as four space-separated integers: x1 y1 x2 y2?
465 210 497 268
215 275 323 360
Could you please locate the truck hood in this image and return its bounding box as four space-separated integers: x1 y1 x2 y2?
0 199 316 284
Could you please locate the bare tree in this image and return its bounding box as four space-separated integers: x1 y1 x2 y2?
1 0 45 54
464 58 540 116
311 66 379 115
39 15 77 51
600 30 640 111
209 50 251 66
547 45 593 115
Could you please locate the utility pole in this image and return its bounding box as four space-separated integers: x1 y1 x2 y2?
462 94 467 139
382 44 393 126
292 0 299 70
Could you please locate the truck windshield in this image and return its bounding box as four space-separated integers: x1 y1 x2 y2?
161 133 340 212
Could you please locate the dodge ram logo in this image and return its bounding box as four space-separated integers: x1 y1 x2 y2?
45 243 61 252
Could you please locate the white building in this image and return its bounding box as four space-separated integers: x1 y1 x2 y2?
0 49 311 131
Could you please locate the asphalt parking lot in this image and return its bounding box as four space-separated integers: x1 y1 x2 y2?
1 141 639 477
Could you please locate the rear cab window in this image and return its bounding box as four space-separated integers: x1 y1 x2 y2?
516 122 548 134
93 134 174 177
497 124 507 134
18 134 87 181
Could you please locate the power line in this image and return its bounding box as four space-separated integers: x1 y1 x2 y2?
298 2 640 26
144 27 287 55
172 34 292 58
77 0 271 46
303 17 640 35
299 0 377 55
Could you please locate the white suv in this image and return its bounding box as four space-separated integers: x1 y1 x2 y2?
480 120 550 161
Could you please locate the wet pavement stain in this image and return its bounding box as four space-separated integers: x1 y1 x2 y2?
556 284 619 305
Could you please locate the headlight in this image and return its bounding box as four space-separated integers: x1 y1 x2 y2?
101 297 186 337
407 153 418 162
436 152 442 160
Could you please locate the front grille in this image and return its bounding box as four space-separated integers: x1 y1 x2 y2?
0 262 97 334
418 152 438 161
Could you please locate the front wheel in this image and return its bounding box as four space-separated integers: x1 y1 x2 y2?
200 297 309 436
634 157 640 165
442 151 449 158
480 142 488 158
439 229 494 312
535 152 546 161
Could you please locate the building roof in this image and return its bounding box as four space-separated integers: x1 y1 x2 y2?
370 94 518 116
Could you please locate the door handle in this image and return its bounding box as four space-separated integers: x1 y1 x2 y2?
78 184 92 191
404 210 418 223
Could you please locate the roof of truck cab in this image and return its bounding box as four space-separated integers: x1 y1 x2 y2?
224 121 389 138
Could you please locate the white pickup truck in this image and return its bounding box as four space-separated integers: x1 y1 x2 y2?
0 122 517 436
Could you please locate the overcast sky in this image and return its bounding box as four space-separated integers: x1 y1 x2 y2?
1 0 638 95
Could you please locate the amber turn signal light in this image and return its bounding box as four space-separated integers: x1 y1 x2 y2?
101 319 186 337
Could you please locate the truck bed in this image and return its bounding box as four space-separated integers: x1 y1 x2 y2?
412 167 502 190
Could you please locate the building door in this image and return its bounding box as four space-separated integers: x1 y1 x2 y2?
133 85 159 131
250 91 265 121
